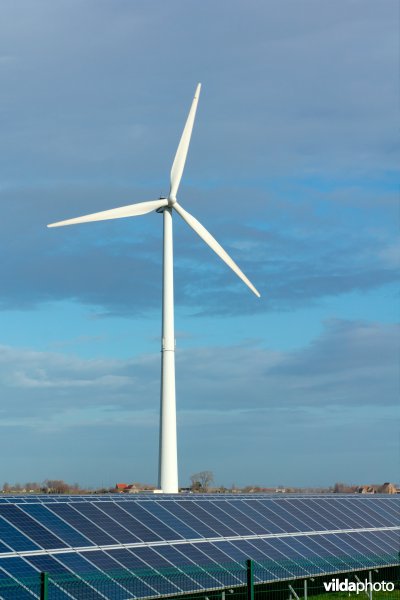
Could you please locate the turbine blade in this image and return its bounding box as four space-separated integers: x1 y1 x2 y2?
174 203 261 298
47 199 168 228
170 83 201 199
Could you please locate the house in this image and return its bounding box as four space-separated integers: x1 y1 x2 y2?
378 482 399 494
124 484 141 494
357 486 377 494
115 483 128 493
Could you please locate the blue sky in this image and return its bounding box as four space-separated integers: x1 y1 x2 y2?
0 0 398 489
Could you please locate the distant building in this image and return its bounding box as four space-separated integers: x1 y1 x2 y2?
115 483 128 492
378 482 399 494
124 485 140 494
356 482 399 494
117 483 157 494
357 486 377 494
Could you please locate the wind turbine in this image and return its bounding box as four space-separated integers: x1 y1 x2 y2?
48 84 260 493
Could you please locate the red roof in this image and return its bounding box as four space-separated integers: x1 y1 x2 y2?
115 483 128 490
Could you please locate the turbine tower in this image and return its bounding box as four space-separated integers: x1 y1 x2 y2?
48 84 260 493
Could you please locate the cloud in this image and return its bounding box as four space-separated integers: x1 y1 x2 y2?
0 318 397 485
1 0 397 181
178 319 399 411
0 0 397 317
0 180 397 317
0 319 396 430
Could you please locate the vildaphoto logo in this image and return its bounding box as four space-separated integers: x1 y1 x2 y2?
323 578 395 594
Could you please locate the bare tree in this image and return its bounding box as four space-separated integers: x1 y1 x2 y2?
43 479 69 494
190 471 214 492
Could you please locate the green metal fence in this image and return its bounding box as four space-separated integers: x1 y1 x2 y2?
0 561 398 599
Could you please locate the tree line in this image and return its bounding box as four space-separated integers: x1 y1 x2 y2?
2 476 396 495
1 480 109 494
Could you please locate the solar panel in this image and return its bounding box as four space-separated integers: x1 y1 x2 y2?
0 494 398 599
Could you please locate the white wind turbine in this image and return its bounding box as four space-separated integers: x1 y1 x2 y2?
48 84 260 493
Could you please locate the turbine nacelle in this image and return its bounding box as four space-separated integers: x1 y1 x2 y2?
155 196 176 212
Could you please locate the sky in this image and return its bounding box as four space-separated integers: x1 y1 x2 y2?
0 0 398 489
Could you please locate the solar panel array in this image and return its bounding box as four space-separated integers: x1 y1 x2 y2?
0 494 398 599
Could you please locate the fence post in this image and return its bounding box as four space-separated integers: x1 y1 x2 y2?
288 584 300 600
40 572 48 600
246 559 254 600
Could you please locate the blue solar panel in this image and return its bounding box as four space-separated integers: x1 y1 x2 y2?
218 500 266 533
88 502 144 542
24 555 79 600
207 501 254 535
55 551 125 598
20 503 95 548
116 501 181 541
0 557 40 586
0 515 41 552
0 505 67 550
142 500 202 539
156 544 219 590
103 548 158 597
122 547 181 596
0 494 398 599
159 501 220 538
176 501 237 537
243 499 301 532
0 567 38 600
0 566 35 600
130 545 198 593
48 503 119 546
71 502 142 544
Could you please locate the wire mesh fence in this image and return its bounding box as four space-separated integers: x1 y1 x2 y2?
0 561 398 599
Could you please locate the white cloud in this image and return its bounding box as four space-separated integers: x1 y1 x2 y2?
0 318 397 485
0 319 397 427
